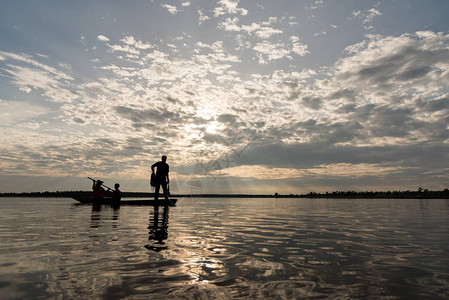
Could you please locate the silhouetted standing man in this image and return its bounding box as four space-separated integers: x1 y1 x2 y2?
151 155 170 201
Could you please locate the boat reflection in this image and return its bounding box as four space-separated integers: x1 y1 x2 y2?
145 205 170 252
90 203 120 229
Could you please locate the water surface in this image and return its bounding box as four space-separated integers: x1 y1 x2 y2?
0 197 448 299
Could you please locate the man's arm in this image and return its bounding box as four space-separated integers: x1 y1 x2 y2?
151 162 157 173
166 165 169 183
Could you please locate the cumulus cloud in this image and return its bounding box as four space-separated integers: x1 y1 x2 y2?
161 4 180 15
218 17 241 32
219 17 284 40
2 25 449 192
214 0 248 17
252 38 308 64
352 7 382 30
121 36 153 49
335 31 449 96
97 35 109 42
352 8 382 24
301 96 322 110
114 106 184 128
213 163 405 180
253 27 283 39
313 31 327 37
253 41 291 63
198 10 210 24
211 165 306 180
198 30 449 190
290 36 309 56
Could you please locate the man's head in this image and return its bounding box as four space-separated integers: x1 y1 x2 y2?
162 155 167 162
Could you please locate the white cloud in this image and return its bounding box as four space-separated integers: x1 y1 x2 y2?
213 163 404 180
1 0 449 194
121 36 153 49
235 34 251 50
254 27 283 39
198 10 210 25
364 8 382 23
307 0 324 10
214 0 248 17
0 100 50 125
218 18 284 40
161 4 179 15
0 51 72 81
0 52 79 103
2 25 449 192
290 36 309 56
97 35 109 42
313 31 327 37
253 41 291 64
352 7 382 29
261 17 279 26
212 165 305 180
109 44 140 55
218 17 241 32
252 37 308 64
334 32 449 96
241 23 261 34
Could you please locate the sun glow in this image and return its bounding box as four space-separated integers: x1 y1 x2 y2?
183 124 202 140
205 121 219 134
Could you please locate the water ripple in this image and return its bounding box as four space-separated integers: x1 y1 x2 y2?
0 197 449 299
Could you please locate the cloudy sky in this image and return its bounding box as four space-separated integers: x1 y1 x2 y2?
1 0 449 194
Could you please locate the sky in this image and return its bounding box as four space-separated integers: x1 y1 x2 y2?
1 0 449 194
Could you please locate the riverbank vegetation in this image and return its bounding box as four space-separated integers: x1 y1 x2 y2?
1 188 448 199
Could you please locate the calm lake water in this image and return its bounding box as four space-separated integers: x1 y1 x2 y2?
0 197 448 299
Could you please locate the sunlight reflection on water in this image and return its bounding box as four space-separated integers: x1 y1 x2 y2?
0 197 448 299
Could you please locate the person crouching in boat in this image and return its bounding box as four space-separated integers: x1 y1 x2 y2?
151 155 170 201
92 180 106 200
112 183 122 203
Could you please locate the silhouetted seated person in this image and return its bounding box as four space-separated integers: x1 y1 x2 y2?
112 183 122 203
92 180 106 200
151 155 170 201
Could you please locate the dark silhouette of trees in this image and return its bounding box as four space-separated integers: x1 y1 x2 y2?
1 188 448 199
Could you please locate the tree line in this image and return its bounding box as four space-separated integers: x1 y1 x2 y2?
1 188 448 199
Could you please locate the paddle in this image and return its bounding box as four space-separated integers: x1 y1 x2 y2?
87 177 113 191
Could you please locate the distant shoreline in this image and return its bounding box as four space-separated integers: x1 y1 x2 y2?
1 189 448 199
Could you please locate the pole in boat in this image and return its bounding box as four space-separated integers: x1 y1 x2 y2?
87 177 112 191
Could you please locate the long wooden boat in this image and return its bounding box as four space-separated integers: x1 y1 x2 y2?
71 194 177 206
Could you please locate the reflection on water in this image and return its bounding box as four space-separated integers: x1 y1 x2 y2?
90 203 121 229
145 206 169 252
0 197 449 299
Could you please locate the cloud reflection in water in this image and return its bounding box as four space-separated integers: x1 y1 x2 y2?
0 197 448 299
